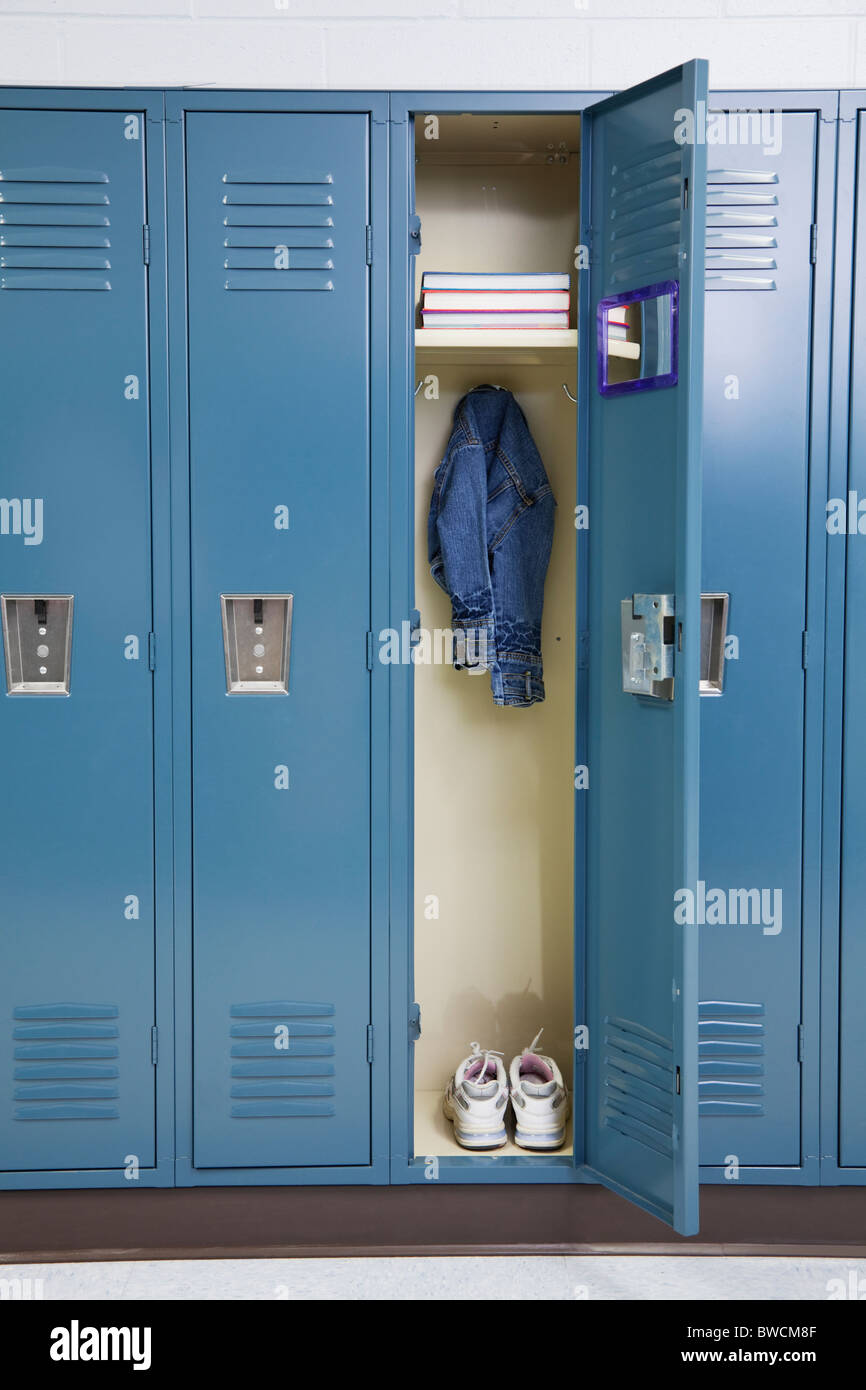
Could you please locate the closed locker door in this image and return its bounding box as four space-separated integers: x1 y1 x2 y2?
0 108 156 1174
186 112 372 1170
840 107 866 1169
699 110 816 1167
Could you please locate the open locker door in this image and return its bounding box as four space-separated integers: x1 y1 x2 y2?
579 62 707 1233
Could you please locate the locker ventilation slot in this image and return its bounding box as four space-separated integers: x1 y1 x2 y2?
706 167 778 291
602 1017 674 1157
229 1001 336 1118
607 141 683 288
221 171 335 292
698 1000 765 1116
12 1004 120 1120
0 167 112 290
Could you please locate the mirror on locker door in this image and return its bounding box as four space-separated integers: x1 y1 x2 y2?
0 106 157 1179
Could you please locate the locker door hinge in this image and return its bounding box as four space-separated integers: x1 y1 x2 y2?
148 632 156 671
366 630 375 671
577 629 589 671
142 224 151 266
408 1002 422 1042
409 213 422 255
365 225 373 266
801 630 809 670
366 1024 375 1063
150 1026 158 1065
810 223 818 264
797 1024 805 1063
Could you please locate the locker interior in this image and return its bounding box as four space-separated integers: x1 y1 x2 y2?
411 113 581 1168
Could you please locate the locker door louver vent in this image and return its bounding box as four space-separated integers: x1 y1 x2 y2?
229 1000 336 1118
698 1000 765 1116
0 167 112 291
607 142 683 288
12 1003 120 1120
221 171 335 292
602 1017 674 1157
706 168 778 291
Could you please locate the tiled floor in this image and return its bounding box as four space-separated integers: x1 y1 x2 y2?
1 1256 864 1301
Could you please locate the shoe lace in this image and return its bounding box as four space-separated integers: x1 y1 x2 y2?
468 1040 504 1084
522 1028 544 1056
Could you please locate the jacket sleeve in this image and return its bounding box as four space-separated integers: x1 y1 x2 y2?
487 489 555 707
429 440 496 672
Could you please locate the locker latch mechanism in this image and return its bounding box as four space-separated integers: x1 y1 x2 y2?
620 593 675 700
221 594 293 695
1 594 74 695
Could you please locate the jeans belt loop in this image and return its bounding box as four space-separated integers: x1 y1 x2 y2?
525 670 532 702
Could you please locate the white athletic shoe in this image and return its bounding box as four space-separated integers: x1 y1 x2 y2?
509 1030 569 1150
443 1043 509 1150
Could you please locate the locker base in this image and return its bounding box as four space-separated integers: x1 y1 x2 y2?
2 1184 866 1263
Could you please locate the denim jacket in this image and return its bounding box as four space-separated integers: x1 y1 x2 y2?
428 386 556 708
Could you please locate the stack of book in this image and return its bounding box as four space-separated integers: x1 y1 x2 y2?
606 305 630 342
420 271 570 329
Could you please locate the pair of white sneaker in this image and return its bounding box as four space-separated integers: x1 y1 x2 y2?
443 1030 569 1151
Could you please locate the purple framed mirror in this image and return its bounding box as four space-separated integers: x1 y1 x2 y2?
597 279 679 398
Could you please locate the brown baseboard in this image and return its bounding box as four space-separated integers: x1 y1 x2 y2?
2 1184 866 1262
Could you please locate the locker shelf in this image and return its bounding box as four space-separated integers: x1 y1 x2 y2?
414 1089 574 1159
416 326 576 365
415 327 638 366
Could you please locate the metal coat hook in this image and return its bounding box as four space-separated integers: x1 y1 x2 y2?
415 380 423 396
562 383 577 403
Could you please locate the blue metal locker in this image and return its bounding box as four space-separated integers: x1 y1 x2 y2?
698 104 821 1170
181 110 375 1171
389 72 707 1226
835 98 866 1172
0 105 159 1177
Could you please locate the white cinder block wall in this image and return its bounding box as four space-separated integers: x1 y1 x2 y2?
0 0 862 93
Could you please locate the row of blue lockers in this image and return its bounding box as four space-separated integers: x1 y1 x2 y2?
0 82 863 1233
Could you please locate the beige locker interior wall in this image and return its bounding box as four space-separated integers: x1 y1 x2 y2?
413 118 579 1097
413 116 581 325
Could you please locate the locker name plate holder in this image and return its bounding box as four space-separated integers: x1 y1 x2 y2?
221 594 293 695
1 595 73 695
621 592 675 700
